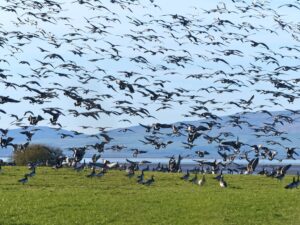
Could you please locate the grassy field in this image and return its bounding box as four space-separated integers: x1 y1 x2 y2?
0 166 299 225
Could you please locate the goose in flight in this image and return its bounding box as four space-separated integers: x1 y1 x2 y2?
245 157 259 174
0 96 20 104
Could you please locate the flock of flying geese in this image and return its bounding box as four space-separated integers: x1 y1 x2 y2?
0 0 300 189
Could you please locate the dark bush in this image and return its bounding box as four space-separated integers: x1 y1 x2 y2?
13 144 64 166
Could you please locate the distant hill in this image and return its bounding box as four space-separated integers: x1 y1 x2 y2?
1 111 300 160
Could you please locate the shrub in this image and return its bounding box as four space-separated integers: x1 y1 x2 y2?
13 144 64 166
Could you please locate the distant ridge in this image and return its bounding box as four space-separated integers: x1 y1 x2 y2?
1 110 300 159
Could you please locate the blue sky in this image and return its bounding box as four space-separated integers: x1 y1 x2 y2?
0 0 300 134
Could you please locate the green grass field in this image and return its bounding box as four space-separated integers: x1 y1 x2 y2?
0 166 299 225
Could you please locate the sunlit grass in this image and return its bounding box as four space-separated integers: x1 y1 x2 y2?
0 166 299 225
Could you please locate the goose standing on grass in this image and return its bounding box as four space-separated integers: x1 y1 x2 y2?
86 167 96 178
28 162 37 170
137 170 144 184
180 170 190 181
143 175 154 186
198 174 206 186
214 170 223 181
285 172 300 189
285 177 297 189
18 174 29 184
25 167 36 178
126 168 135 179
219 175 227 188
189 174 198 184
96 169 106 177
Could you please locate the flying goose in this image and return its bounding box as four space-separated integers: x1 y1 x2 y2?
275 164 291 180
245 157 259 174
